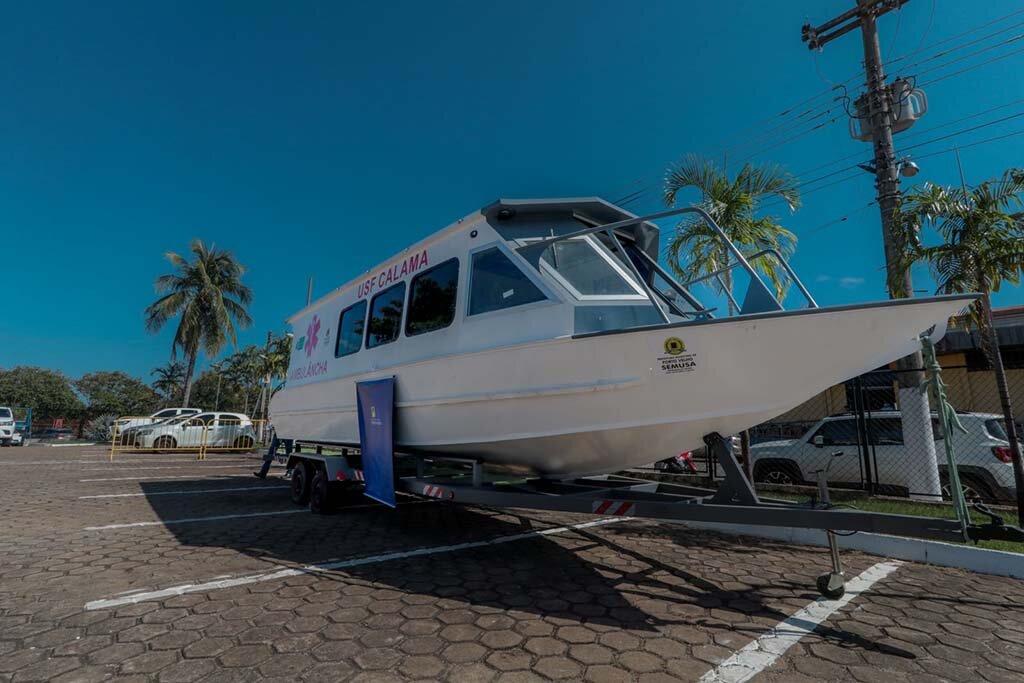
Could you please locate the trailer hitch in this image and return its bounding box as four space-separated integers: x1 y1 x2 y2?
965 502 1024 544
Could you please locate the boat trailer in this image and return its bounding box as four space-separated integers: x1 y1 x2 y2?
282 380 1024 599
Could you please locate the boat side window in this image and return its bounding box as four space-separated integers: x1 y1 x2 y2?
366 282 406 348
537 236 644 297
406 258 459 337
336 300 368 357
469 247 548 316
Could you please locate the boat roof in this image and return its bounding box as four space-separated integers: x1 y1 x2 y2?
287 196 656 323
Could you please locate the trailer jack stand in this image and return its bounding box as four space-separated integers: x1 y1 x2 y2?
816 529 846 599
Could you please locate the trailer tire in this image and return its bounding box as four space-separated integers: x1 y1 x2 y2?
309 468 331 514
291 461 313 505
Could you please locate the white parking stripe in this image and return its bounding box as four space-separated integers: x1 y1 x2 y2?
83 464 253 471
698 561 903 683
83 516 625 610
80 474 256 482
79 485 288 499
84 509 308 530
82 499 433 530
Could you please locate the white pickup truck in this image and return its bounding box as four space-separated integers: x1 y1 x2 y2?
750 411 1021 503
0 407 16 446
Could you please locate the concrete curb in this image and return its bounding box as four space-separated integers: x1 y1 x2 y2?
45 442 98 448
675 520 1024 580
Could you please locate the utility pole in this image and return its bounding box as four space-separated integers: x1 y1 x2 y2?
803 0 942 500
262 330 272 440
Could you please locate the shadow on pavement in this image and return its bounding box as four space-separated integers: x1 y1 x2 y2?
135 476 916 652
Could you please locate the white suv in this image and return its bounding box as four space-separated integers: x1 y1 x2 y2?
121 412 256 451
0 407 15 446
750 411 1021 503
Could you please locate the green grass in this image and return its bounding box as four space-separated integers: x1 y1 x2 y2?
767 491 1024 553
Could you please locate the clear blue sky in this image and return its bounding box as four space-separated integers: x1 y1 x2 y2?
1 0 1021 381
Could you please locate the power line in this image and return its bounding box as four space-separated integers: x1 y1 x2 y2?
911 31 1024 80
919 41 1024 88
883 6 1024 69
803 201 877 236
898 97 1024 142
901 110 1024 153
608 8 1024 215
712 97 843 161
890 20 1024 77
729 110 845 166
913 126 1024 161
791 101 1024 188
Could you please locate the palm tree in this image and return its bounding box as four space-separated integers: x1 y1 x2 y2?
224 345 264 415
895 169 1024 520
663 155 801 479
145 240 253 407
663 154 801 310
150 361 185 405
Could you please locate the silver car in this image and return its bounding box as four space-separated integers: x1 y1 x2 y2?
126 412 256 451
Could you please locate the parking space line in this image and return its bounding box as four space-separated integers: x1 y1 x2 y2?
79 484 288 499
80 474 257 482
83 464 254 471
84 509 308 530
83 517 626 610
698 561 903 683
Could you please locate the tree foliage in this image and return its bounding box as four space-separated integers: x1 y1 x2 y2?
151 361 186 405
76 371 161 418
0 366 83 419
662 154 801 305
153 332 292 415
894 170 1024 312
145 240 253 407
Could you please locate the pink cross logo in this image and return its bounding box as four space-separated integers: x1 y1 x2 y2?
305 315 321 358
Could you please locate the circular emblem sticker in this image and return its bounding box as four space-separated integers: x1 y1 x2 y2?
664 337 686 356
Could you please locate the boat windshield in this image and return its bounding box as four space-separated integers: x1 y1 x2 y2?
535 236 645 298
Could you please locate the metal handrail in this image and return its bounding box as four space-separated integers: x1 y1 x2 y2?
515 205 794 316
682 248 818 309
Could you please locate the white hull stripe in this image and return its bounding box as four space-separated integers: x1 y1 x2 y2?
84 516 626 610
698 561 903 683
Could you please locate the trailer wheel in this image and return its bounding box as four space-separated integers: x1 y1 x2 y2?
309 468 331 514
816 572 846 600
291 461 313 505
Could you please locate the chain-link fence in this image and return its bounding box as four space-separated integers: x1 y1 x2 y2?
743 360 1023 508
634 354 1023 518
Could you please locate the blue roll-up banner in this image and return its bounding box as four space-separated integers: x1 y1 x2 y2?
356 377 396 508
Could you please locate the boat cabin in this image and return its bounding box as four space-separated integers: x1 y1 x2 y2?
284 197 812 388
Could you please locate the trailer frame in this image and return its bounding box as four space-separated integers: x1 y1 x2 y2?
279 430 1024 599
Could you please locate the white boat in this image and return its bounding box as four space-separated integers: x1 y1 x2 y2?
270 197 972 477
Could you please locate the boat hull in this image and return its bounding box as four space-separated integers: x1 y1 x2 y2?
271 295 972 477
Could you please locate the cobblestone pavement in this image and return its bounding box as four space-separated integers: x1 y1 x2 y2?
1 445 1023 682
